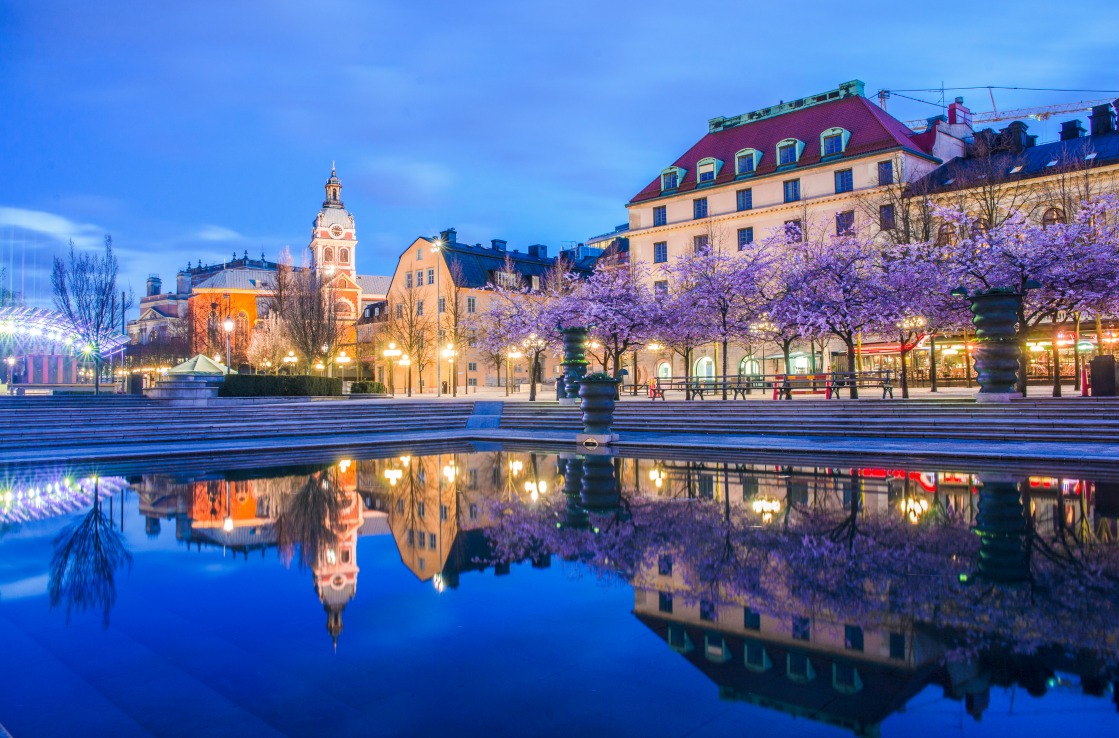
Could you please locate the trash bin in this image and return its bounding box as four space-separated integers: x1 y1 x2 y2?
128 374 146 395
1090 355 1118 396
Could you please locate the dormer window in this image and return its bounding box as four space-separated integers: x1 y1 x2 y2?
820 127 851 156
777 138 804 166
660 166 686 191
735 148 761 175
696 157 722 184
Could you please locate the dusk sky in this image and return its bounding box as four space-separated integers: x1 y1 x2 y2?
2 0 1117 310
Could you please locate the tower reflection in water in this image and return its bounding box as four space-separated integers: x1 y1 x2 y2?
37 449 1118 734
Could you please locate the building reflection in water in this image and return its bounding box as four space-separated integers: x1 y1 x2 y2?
485 456 1119 736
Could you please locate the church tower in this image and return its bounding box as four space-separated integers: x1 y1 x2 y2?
309 165 358 280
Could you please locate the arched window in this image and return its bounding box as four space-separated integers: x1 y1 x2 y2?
776 138 805 166
235 311 249 336
936 223 957 247
323 247 334 263
656 361 673 380
1042 207 1066 227
694 356 715 381
334 299 354 318
147 329 159 344
339 248 350 264
820 127 851 156
695 157 723 184
739 356 761 376
735 148 762 175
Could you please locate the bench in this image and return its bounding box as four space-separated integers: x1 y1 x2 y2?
824 371 895 399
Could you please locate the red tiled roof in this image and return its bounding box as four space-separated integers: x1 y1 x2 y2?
629 95 936 204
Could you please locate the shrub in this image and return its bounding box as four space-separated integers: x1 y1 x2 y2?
219 374 342 397
349 381 386 394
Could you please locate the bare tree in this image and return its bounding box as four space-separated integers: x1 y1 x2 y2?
246 313 286 373
441 260 470 396
0 267 20 307
51 236 132 394
385 280 434 396
857 152 937 246
268 250 344 375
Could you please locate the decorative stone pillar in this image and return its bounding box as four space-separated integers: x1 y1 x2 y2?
952 287 1025 401
580 454 620 513
560 456 588 530
975 475 1030 584
558 326 589 406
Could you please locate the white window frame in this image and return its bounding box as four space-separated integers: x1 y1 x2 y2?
734 148 762 175
776 138 805 165
695 157 723 183
660 166 687 191
820 127 851 156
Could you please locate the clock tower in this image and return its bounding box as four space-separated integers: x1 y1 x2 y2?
309 165 357 280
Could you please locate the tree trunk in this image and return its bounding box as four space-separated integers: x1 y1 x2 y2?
721 337 728 400
407 366 412 397
632 349 639 396
782 339 792 377
684 347 692 401
1073 313 1081 392
528 352 538 402
1016 304 1028 397
929 333 938 393
1051 320 1062 398
845 335 859 399
899 335 910 399
1096 314 1106 357
963 329 973 388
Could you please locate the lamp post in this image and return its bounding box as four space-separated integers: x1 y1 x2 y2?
282 350 298 374
321 343 331 378
442 343 456 397
383 342 401 396
399 354 412 396
431 238 445 397
335 350 351 380
222 316 234 374
505 349 522 396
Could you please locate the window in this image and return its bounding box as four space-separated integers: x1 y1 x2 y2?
466 296 476 314
339 248 350 264
658 554 673 575
405 272 413 289
427 268 435 285
792 616 810 641
835 210 855 236
889 632 906 660
787 652 814 681
654 280 668 299
658 591 673 614
438 297 445 313
530 275 541 291
394 303 403 318
323 246 334 263
700 600 717 622
745 639 770 671
784 219 803 243
777 138 803 165
417 502 425 518
844 625 864 651
416 300 424 316
696 157 721 183
878 160 894 186
406 529 414 547
693 198 708 219
661 167 683 191
416 247 423 260
822 132 843 155
653 242 668 263
415 270 423 285
783 179 800 203
653 206 667 227
1042 207 1066 226
693 234 710 254
495 271 519 288
880 203 896 231
467 361 477 372
936 223 957 246
735 148 760 175
736 188 753 211
429 532 436 548
737 227 754 250
440 504 448 521
744 607 761 630
469 503 478 520
834 168 853 193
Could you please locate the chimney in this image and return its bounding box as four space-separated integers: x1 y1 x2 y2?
527 244 547 259
490 239 507 252
948 97 973 128
1060 120 1086 141
439 228 458 244
1089 103 1116 136
146 274 162 297
176 271 191 295
999 121 1035 151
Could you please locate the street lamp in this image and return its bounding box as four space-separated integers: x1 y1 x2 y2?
335 350 351 380
283 350 298 374
222 316 234 374
441 342 456 397
383 342 402 396
321 343 331 378
431 237 445 397
505 349 522 396
399 354 411 396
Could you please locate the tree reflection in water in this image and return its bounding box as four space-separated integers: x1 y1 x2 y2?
485 460 1119 679
270 469 347 571
48 478 132 627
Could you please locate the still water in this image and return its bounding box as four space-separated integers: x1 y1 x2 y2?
1 447 1117 737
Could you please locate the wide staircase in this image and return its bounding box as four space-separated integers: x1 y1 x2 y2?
498 398 1119 445
0 396 476 464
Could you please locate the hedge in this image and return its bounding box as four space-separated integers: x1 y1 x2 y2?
219 374 343 397
349 381 387 394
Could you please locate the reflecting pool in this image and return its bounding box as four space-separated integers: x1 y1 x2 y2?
1 447 1118 737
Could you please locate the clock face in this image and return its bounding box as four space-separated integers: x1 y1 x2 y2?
329 224 344 239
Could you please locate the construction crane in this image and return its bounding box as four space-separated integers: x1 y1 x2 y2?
878 88 1114 131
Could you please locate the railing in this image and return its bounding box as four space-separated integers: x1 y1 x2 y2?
646 371 894 400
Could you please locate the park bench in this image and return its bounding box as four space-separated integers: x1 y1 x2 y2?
823 370 895 399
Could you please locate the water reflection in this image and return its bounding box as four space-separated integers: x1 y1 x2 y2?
8 451 1119 734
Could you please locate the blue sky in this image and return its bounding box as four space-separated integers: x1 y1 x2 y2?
2 0 1117 309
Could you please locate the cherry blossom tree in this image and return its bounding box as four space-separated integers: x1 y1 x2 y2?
572 262 660 387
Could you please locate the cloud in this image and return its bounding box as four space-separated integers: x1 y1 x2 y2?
0 206 104 248
195 225 244 241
